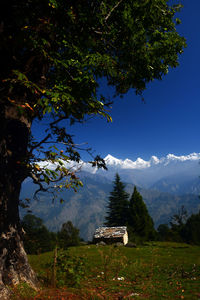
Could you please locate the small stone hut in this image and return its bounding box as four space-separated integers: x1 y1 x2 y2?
93 226 128 245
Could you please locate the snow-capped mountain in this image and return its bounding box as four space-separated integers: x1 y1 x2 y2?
38 152 200 192
104 154 151 169
103 153 200 170
93 152 200 192
37 152 200 194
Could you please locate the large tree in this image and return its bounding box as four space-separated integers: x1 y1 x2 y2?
128 186 155 241
105 173 129 226
0 0 185 297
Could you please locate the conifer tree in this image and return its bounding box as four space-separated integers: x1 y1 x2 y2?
128 186 155 241
105 174 129 227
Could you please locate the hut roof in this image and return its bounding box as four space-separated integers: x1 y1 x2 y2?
94 226 127 239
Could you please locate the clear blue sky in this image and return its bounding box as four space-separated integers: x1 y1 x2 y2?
33 0 200 162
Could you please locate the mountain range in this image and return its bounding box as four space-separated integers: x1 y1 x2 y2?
90 153 200 193
20 152 200 240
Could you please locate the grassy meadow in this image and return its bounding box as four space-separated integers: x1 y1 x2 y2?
11 242 200 299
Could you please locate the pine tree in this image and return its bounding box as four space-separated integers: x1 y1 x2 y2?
128 186 155 241
105 174 129 227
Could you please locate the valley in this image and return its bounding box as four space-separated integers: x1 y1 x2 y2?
20 153 200 241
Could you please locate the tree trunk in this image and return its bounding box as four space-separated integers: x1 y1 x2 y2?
0 105 39 299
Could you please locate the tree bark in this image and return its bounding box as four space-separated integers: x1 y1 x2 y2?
0 105 38 299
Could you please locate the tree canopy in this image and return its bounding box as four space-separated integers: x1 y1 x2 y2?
21 215 81 253
1 0 186 195
21 214 56 254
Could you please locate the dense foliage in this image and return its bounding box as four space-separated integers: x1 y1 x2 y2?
21 214 80 254
105 173 129 226
128 186 155 242
157 208 200 245
21 214 56 254
105 174 155 242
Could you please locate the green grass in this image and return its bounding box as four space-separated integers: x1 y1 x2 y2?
26 242 200 299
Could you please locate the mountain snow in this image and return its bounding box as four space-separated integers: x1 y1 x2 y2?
104 154 150 169
37 152 200 190
103 152 200 170
39 152 200 172
94 152 200 189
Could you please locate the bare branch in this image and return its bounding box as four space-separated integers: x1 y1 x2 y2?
29 172 48 199
105 0 124 22
30 133 51 151
49 116 67 128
